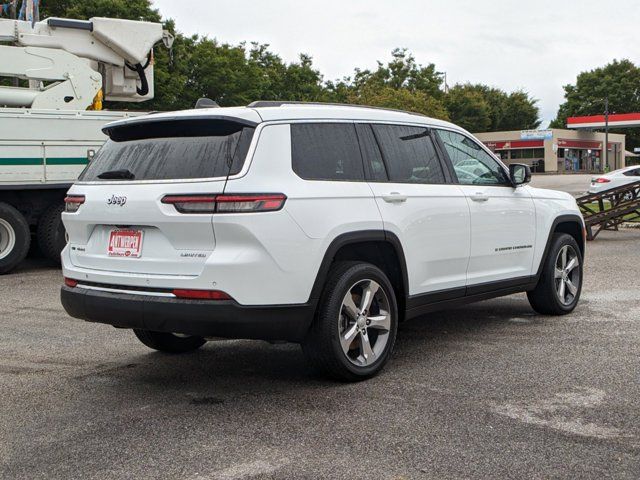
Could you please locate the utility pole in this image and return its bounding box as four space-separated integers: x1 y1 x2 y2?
604 96 609 173
436 71 448 94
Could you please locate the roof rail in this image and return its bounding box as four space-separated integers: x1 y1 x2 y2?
247 100 427 117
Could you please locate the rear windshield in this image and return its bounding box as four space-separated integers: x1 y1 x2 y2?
79 120 255 181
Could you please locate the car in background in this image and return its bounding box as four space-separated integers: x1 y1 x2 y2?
589 165 640 194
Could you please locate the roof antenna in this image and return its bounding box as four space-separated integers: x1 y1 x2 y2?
195 98 220 109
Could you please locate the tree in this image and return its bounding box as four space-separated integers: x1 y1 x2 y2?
446 84 540 132
445 85 491 132
345 83 449 119
41 0 161 22
351 48 444 99
332 48 448 118
550 59 640 148
15 0 541 132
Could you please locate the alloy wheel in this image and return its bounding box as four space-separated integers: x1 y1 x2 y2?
338 279 392 366
554 245 580 306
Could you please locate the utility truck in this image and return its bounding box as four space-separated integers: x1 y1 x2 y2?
0 14 172 273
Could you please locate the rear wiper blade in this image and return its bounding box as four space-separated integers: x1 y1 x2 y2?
97 169 135 180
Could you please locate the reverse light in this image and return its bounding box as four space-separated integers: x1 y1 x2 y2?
161 193 286 214
64 195 86 213
64 277 78 288
215 194 286 213
172 289 232 300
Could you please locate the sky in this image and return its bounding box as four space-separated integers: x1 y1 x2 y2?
152 0 640 127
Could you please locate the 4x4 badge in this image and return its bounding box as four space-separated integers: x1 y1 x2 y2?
107 195 127 206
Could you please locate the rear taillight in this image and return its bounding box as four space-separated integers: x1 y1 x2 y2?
172 289 232 300
64 277 78 288
161 195 217 213
64 195 85 213
161 194 286 214
594 178 611 184
215 194 286 213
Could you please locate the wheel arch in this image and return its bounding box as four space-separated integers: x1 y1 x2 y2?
307 230 409 318
535 214 585 278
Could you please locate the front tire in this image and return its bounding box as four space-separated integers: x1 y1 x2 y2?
133 329 206 353
527 233 583 315
302 261 398 381
0 202 30 275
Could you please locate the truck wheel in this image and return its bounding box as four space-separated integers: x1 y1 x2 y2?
302 261 398 382
0 202 30 275
527 233 583 315
133 329 206 353
37 203 66 265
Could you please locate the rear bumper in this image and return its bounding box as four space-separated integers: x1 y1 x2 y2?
61 285 313 342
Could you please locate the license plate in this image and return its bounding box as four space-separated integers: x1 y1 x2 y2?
108 229 143 258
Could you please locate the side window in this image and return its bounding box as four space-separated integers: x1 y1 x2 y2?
291 123 365 181
623 168 640 177
354 123 387 182
436 129 510 185
370 124 445 184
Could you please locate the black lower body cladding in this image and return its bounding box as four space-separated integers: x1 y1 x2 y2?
61 286 313 342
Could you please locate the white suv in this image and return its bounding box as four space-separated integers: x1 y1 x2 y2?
61 102 585 381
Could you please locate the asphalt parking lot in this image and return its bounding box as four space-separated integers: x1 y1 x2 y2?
530 174 592 196
1 228 639 479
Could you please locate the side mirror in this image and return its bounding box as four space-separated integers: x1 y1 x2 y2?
509 163 531 186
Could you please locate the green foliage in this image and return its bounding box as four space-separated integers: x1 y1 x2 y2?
41 0 161 22
332 49 449 119
445 85 491 132
26 0 540 133
550 59 640 148
446 84 540 132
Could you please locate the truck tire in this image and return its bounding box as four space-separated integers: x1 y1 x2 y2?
0 202 30 275
37 203 66 265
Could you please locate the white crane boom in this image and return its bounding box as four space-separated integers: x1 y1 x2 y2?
0 16 174 110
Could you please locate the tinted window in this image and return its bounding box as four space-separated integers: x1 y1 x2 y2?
291 123 365 181
371 124 445 184
436 129 510 185
354 123 387 181
80 121 254 181
623 168 640 177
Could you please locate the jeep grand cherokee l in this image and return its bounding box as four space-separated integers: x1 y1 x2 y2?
61 102 585 381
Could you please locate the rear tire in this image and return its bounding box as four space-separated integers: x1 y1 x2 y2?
37 203 66 265
527 233 583 315
0 202 30 275
302 261 398 382
133 329 206 353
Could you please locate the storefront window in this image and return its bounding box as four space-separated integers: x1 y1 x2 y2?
562 148 601 172
510 148 544 159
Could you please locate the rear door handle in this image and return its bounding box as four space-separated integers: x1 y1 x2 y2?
382 192 407 203
469 192 489 202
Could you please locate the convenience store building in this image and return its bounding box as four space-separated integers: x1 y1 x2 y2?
474 128 625 174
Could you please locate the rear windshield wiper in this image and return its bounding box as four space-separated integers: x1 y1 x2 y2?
97 169 135 180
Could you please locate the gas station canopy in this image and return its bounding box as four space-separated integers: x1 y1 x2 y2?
567 113 640 129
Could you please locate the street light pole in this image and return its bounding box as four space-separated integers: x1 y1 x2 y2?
436 71 448 94
604 96 609 173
